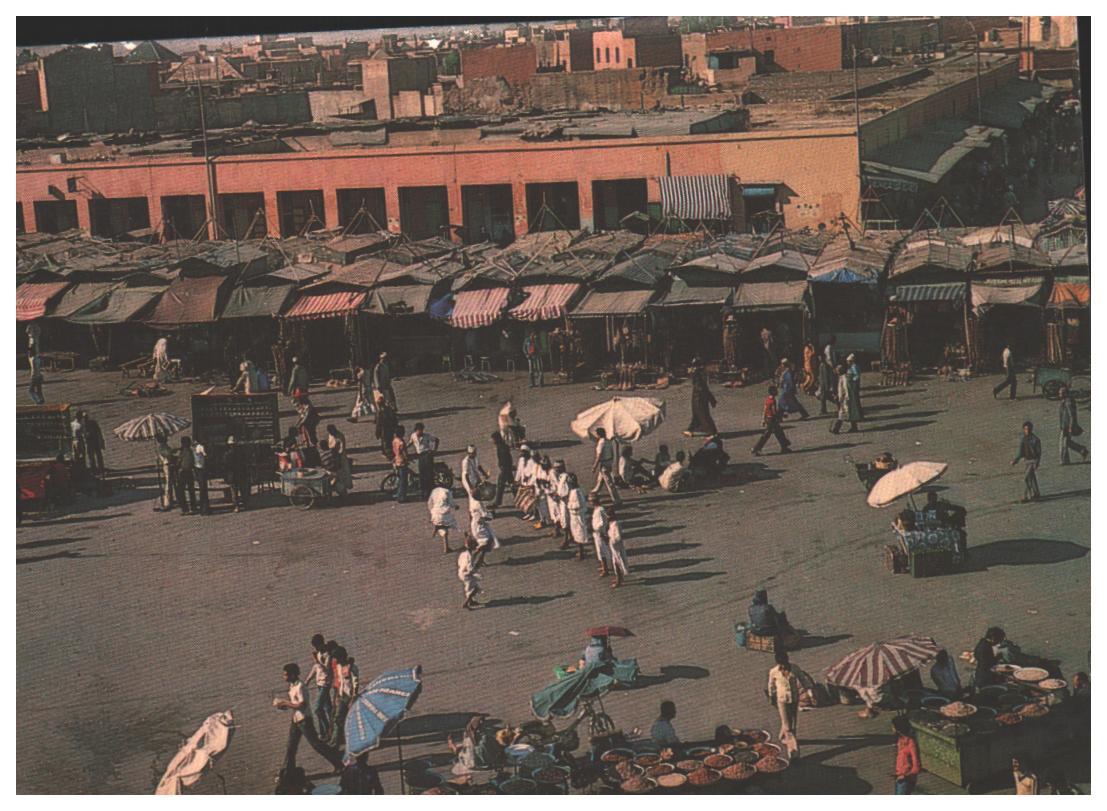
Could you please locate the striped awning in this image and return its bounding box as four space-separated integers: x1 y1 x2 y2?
659 175 732 221
448 287 510 329
1048 281 1089 309
508 283 580 322
282 289 367 320
16 282 70 321
890 282 965 304
571 289 654 318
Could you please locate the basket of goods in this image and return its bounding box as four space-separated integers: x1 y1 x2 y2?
921 696 950 711
729 749 760 765
655 772 688 790
940 701 977 719
531 766 570 785
974 706 997 719
499 778 537 795
738 729 771 745
675 759 703 773
620 775 656 794
755 756 790 773
686 767 722 788
938 722 971 738
704 754 734 770
1013 667 1050 683
521 752 555 771
686 746 714 758
1038 678 1067 691
721 763 757 782
995 712 1024 727
1016 703 1049 719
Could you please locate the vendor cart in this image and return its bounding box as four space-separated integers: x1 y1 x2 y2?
17 403 74 514
1031 366 1089 399
887 525 965 577
280 467 333 510
191 392 280 488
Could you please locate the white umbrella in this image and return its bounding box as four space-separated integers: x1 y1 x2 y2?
155 710 234 795
570 397 666 442
866 461 948 508
113 413 190 441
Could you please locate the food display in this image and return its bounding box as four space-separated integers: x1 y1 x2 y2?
721 763 757 781
973 706 997 719
940 701 977 719
921 696 950 710
531 766 569 785
729 749 760 765
752 742 782 758
739 729 770 744
675 759 703 773
1013 667 1050 683
716 742 736 754
755 756 789 773
1038 678 1067 691
704 754 734 770
1016 703 1049 718
995 712 1023 727
499 779 537 795
686 746 714 758
992 663 1020 675
620 776 655 794
633 754 661 767
601 748 634 763
655 773 687 789
521 752 555 771
938 722 971 738
687 767 722 787
611 760 641 781
646 763 675 778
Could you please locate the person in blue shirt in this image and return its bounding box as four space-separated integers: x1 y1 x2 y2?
748 589 795 643
776 359 809 420
581 635 615 667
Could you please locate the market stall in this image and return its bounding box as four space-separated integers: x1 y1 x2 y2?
17 403 74 514
1045 275 1089 368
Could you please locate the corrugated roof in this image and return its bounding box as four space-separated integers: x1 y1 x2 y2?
741 249 811 280
973 242 1051 272
652 277 734 308
145 275 228 326
598 251 676 287
889 239 974 279
571 289 655 317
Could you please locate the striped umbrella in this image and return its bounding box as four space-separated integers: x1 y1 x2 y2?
113 413 191 442
825 636 941 691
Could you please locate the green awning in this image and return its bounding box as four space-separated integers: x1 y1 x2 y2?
220 284 296 319
49 282 118 319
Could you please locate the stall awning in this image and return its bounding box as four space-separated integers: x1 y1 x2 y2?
731 280 810 312
68 287 163 325
890 282 966 303
508 283 580 322
146 275 227 326
659 175 732 220
448 287 510 329
282 289 367 321
652 278 734 308
16 282 70 321
809 266 878 285
971 280 1044 315
570 289 655 318
1048 281 1090 309
220 284 296 319
364 285 433 316
48 282 118 319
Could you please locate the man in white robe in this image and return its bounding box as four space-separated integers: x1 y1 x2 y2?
590 494 611 576
427 485 458 553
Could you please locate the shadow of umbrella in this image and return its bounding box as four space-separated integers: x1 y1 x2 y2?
960 538 1089 572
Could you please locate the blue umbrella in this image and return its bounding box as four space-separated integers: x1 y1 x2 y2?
345 665 423 758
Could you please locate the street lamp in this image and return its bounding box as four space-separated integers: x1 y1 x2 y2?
962 18 983 124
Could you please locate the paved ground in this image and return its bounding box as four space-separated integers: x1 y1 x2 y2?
16 365 1090 794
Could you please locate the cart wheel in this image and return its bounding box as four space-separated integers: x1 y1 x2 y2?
289 484 315 510
379 473 397 494
1042 379 1063 400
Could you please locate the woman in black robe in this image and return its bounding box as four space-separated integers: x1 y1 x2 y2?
684 358 717 436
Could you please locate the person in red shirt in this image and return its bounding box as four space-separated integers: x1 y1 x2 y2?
893 716 922 794
751 385 793 457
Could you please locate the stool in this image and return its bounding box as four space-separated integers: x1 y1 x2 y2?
505 358 516 373
479 356 492 373
463 355 475 371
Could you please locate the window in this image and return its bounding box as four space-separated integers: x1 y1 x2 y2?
684 54 689 67
596 47 601 63
627 58 633 68
615 47 620 64
605 47 610 63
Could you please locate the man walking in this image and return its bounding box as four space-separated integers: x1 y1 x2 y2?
225 436 250 512
461 444 488 506
752 386 791 456
992 344 1018 400
305 634 333 740
371 351 397 411
816 354 836 416
81 411 106 478
589 427 622 505
766 651 802 759
590 493 611 577
777 360 809 420
830 365 861 434
392 425 409 503
1058 385 1089 465
28 351 45 405
286 356 309 399
274 663 344 774
523 330 544 388
193 438 210 515
490 432 514 509
1012 420 1042 503
176 436 197 515
408 422 439 500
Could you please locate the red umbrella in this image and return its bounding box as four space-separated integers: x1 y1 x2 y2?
585 626 634 638
825 635 941 691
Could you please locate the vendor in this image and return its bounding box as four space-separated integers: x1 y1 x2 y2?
924 491 968 556
690 434 729 478
448 715 511 775
972 627 1006 690
893 509 916 533
649 700 681 752
580 635 615 668
929 649 963 698
748 589 795 642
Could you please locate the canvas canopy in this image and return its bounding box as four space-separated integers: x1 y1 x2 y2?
282 289 366 320
146 275 227 326
220 284 295 319
48 282 117 319
890 282 966 304
448 287 510 328
508 283 580 321
16 282 69 321
363 285 433 316
731 280 810 312
658 175 732 220
971 279 1044 315
68 287 163 325
1048 281 1090 309
571 289 654 318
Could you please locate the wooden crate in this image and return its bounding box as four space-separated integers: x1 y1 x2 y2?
746 632 776 653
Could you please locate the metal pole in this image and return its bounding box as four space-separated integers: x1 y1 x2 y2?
195 67 219 240
853 41 864 226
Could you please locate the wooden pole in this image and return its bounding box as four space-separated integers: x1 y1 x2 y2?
395 720 406 796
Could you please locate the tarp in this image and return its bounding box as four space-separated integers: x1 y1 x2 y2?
428 294 454 321
48 282 117 319
659 174 732 220
809 267 877 285
1048 281 1090 309
363 285 433 316
448 287 510 329
16 282 69 321
68 287 163 325
570 289 655 318
971 280 1044 315
220 284 295 319
731 280 810 312
890 282 966 304
282 289 366 320
146 275 227 326
651 277 734 308
530 659 639 720
508 283 580 321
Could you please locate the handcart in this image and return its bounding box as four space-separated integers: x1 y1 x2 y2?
1031 366 1089 399
280 467 333 510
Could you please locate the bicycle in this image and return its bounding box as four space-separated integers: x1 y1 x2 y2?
378 461 454 494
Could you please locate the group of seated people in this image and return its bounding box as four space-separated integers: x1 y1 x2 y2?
616 435 732 494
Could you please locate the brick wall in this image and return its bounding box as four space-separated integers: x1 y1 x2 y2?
568 30 595 72
17 125 860 235
682 33 709 78
843 18 941 59
705 26 842 72
530 68 669 111
632 33 682 68
460 44 537 87
940 16 1014 42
